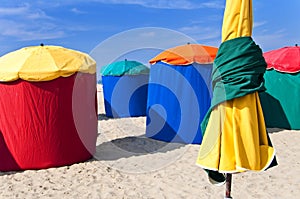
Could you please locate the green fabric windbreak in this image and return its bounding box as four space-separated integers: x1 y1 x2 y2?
259 69 300 130
101 60 149 76
201 37 267 134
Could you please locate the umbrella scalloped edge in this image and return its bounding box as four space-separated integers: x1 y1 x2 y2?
264 46 300 73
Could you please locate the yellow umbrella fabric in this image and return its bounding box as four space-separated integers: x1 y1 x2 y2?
0 45 96 82
196 0 276 177
221 0 253 41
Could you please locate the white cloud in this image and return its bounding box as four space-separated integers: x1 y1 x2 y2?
199 2 224 9
0 4 65 41
71 7 87 14
27 9 53 20
254 29 288 52
27 0 224 10
0 4 52 19
178 25 221 46
91 0 224 9
0 19 65 41
0 5 29 16
253 21 267 28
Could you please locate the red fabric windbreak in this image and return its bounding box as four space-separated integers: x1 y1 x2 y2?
0 73 97 171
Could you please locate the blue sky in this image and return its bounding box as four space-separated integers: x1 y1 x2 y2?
0 0 299 68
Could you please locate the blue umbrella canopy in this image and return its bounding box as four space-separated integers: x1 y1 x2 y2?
100 60 149 76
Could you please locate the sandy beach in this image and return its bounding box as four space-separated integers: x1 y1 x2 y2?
0 85 299 199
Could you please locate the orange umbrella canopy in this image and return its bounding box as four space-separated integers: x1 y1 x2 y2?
149 43 218 65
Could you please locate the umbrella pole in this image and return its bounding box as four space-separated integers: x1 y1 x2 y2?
224 173 232 199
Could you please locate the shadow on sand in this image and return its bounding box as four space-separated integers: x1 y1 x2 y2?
94 135 186 161
97 113 112 121
267 128 287 133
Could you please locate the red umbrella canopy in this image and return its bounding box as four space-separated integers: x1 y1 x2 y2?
263 45 300 73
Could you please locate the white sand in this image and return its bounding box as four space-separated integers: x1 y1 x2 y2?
0 85 299 199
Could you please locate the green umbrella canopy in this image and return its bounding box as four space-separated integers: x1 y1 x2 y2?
100 60 149 76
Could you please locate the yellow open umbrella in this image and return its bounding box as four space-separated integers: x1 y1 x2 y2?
196 0 277 198
0 44 96 82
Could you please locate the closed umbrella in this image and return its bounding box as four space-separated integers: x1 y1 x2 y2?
196 0 277 198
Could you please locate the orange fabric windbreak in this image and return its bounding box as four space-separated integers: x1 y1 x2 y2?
149 44 218 65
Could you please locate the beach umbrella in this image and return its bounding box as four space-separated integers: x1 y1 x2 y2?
0 44 97 171
146 43 217 144
100 59 149 76
263 44 300 73
195 0 277 198
149 43 217 65
100 60 150 118
0 44 95 82
259 44 300 129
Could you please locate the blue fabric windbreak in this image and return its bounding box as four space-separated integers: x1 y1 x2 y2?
102 74 149 118
146 62 212 144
